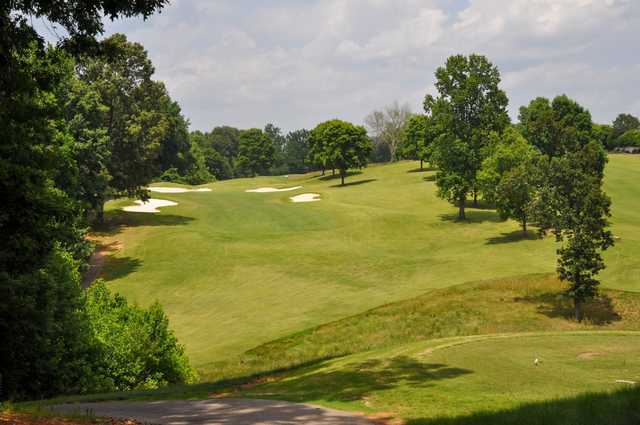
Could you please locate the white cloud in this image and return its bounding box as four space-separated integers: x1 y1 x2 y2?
100 0 640 131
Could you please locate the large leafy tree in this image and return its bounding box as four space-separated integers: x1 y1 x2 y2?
0 0 167 400
236 128 276 177
427 54 510 219
518 95 593 157
529 143 613 321
73 33 174 220
310 119 372 186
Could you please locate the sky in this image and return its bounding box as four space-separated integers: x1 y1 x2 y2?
41 0 640 132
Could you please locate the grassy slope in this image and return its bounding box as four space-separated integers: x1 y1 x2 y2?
97 155 639 373
238 332 640 423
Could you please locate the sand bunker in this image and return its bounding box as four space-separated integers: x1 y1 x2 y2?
246 186 302 193
148 187 211 193
290 193 321 203
123 198 178 213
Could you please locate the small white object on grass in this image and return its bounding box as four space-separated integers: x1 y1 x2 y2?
534 358 540 365
615 380 637 385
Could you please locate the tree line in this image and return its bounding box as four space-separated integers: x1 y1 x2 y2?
0 0 197 401
405 54 614 322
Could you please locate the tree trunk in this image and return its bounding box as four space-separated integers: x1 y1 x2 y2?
96 201 105 225
321 166 325 176
420 159 424 171
458 196 466 220
522 217 527 234
473 189 478 207
574 298 583 322
340 168 346 186
332 168 335 176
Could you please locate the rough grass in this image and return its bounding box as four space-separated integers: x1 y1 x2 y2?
93 155 640 375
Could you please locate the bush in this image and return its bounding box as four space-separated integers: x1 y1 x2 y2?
617 129 640 147
85 281 197 391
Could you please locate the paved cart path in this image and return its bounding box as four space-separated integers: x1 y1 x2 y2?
53 399 376 425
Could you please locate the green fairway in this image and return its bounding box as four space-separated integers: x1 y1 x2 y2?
99 154 640 372
237 332 640 423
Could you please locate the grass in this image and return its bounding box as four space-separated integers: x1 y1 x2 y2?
236 332 640 423
95 154 640 374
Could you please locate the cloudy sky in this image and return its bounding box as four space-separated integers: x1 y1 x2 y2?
68 0 640 131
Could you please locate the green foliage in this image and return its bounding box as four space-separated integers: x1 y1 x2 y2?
426 54 510 218
0 246 102 400
85 281 196 391
401 114 434 169
519 95 594 157
592 123 613 149
616 129 640 147
283 129 311 173
310 119 372 185
529 144 614 320
611 113 640 141
237 128 276 177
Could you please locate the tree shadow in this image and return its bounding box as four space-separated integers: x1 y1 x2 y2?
93 211 195 237
318 170 362 181
465 199 494 210
249 356 472 403
423 174 437 182
486 230 542 245
405 386 640 425
329 178 377 188
439 211 502 224
514 292 621 325
101 256 143 282
408 166 437 173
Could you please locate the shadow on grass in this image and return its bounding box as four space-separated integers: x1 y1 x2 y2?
406 386 640 425
408 166 437 173
423 174 437 182
318 170 362 181
101 256 143 282
93 211 195 237
486 230 542 245
329 178 377 188
439 211 501 224
247 356 472 403
465 199 495 210
514 292 621 325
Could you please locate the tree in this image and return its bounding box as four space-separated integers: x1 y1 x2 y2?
519 95 593 157
529 143 614 321
365 102 413 161
592 123 613 149
310 120 372 186
0 0 168 400
283 129 311 173
401 114 437 170
236 128 276 177
617 129 640 147
427 54 510 219
611 113 640 141
495 163 536 233
478 127 538 204
74 33 173 220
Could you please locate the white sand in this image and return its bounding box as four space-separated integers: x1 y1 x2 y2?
290 193 321 203
148 187 212 193
123 198 178 213
246 186 302 193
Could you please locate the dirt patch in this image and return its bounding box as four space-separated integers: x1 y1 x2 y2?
577 351 606 360
0 412 140 425
82 239 123 288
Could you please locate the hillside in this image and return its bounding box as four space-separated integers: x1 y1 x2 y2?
95 154 640 374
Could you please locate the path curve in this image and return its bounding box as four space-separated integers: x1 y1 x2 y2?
53 399 375 425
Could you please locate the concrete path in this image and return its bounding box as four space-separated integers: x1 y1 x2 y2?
53 399 375 425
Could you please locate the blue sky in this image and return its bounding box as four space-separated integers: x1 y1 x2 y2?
41 0 640 132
